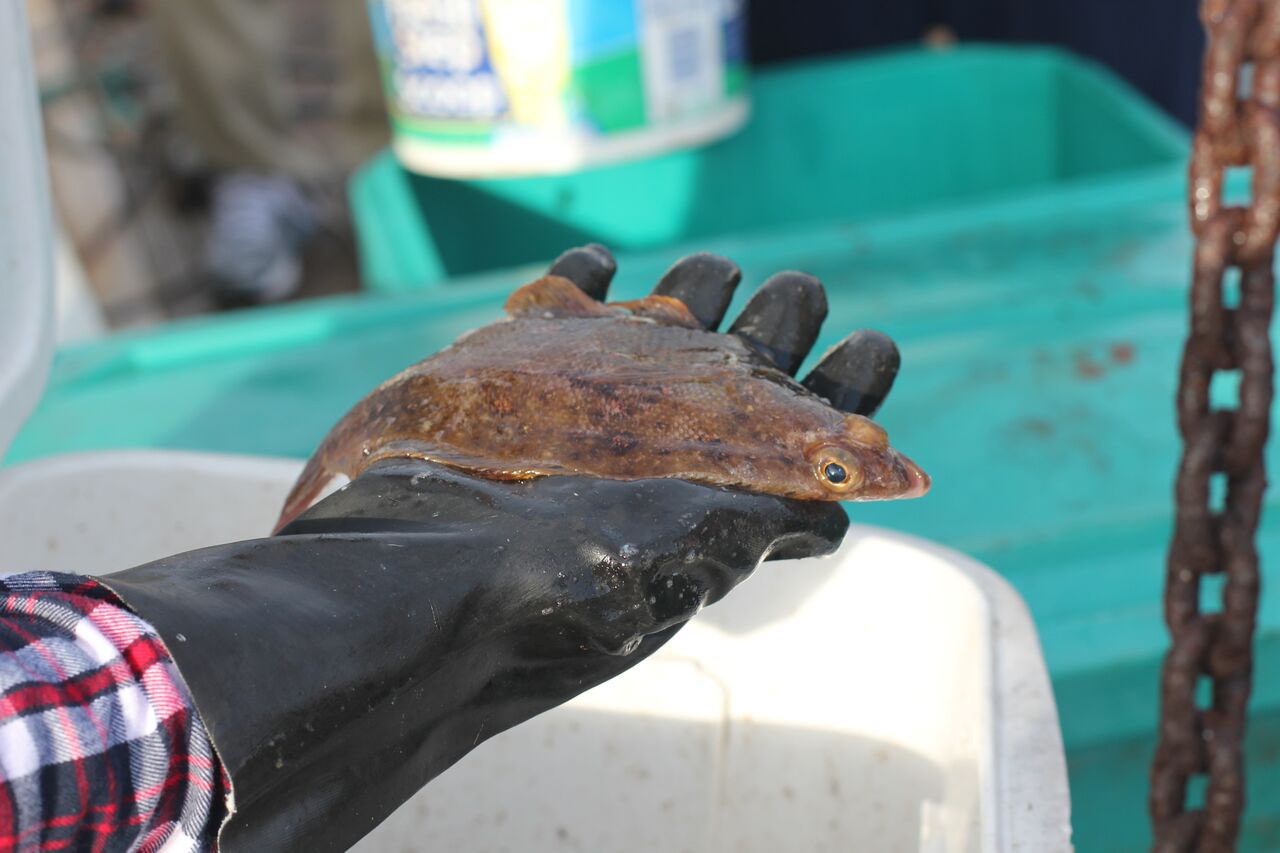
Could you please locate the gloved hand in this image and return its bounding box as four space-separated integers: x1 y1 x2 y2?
98 245 904 853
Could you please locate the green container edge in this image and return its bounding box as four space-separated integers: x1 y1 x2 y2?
349 43 1189 294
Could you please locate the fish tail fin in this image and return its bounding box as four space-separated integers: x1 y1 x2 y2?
505 276 615 319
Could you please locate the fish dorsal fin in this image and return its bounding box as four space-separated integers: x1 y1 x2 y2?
506 275 703 329
505 276 615 319
611 295 703 329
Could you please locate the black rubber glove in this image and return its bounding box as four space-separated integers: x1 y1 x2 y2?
97 245 903 853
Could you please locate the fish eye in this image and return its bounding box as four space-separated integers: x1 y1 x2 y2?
812 447 863 493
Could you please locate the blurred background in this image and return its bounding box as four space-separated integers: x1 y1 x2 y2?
29 0 387 330
30 0 1202 335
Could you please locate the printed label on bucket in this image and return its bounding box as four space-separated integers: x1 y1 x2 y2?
639 0 726 122
368 0 749 174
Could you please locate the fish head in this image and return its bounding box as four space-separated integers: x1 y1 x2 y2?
803 414 930 502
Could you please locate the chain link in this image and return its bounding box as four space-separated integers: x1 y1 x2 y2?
1151 1 1277 848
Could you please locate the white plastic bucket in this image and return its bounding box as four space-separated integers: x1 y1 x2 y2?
367 0 751 177
0 450 1074 851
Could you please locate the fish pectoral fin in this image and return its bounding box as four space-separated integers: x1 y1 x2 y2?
505 276 617 319
368 441 567 482
610 295 703 329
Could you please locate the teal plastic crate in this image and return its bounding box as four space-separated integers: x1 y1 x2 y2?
10 47 1277 851
350 45 1187 293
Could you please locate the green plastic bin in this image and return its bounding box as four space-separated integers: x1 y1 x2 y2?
350 45 1186 293
12 46 1279 851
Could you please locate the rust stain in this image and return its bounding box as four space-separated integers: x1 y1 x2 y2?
1073 350 1106 380
1110 342 1136 365
1018 417 1055 438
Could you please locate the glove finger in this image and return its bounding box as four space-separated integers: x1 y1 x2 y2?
751 498 849 564
652 252 741 330
663 486 849 601
728 271 828 376
548 243 617 301
803 329 900 417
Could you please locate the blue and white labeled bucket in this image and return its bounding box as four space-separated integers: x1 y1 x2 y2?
367 0 750 177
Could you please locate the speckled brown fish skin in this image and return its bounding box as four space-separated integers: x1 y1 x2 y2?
276 276 929 530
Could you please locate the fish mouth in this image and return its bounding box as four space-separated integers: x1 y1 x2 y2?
847 448 931 502
897 453 931 499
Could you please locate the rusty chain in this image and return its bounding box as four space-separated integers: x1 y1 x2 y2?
1151 1 1279 849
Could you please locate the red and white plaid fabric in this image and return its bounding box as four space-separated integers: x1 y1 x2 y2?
0 573 225 852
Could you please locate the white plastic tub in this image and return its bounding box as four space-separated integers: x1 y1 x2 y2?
0 450 1072 852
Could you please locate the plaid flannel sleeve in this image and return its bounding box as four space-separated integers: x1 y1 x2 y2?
0 572 226 853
